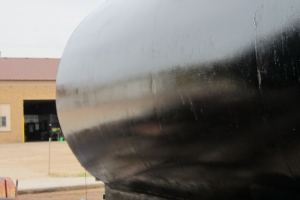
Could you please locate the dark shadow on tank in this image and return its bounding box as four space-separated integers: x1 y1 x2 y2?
250 173 300 200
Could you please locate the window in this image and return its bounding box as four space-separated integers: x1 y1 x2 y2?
0 104 10 132
0 116 6 127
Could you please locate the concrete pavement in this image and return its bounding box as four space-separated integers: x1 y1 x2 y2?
0 141 104 194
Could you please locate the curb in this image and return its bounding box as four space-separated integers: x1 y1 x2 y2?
18 183 105 195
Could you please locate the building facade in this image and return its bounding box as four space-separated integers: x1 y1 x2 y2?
0 58 60 143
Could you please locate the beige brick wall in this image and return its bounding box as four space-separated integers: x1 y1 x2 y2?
0 80 56 143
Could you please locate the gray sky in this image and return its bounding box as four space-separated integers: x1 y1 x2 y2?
0 0 106 58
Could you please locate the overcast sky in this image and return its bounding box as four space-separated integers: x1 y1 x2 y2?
0 0 106 58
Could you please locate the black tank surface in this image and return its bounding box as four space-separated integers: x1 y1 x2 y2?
56 1 300 199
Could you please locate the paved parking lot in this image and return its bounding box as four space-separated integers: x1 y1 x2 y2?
0 141 105 199
0 141 86 180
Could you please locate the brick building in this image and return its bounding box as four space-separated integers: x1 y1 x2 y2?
0 58 60 143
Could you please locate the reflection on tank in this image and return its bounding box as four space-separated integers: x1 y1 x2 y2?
56 1 300 199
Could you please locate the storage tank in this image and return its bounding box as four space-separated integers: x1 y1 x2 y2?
56 1 300 199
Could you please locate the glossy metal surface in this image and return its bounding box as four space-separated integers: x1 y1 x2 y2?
56 1 300 199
